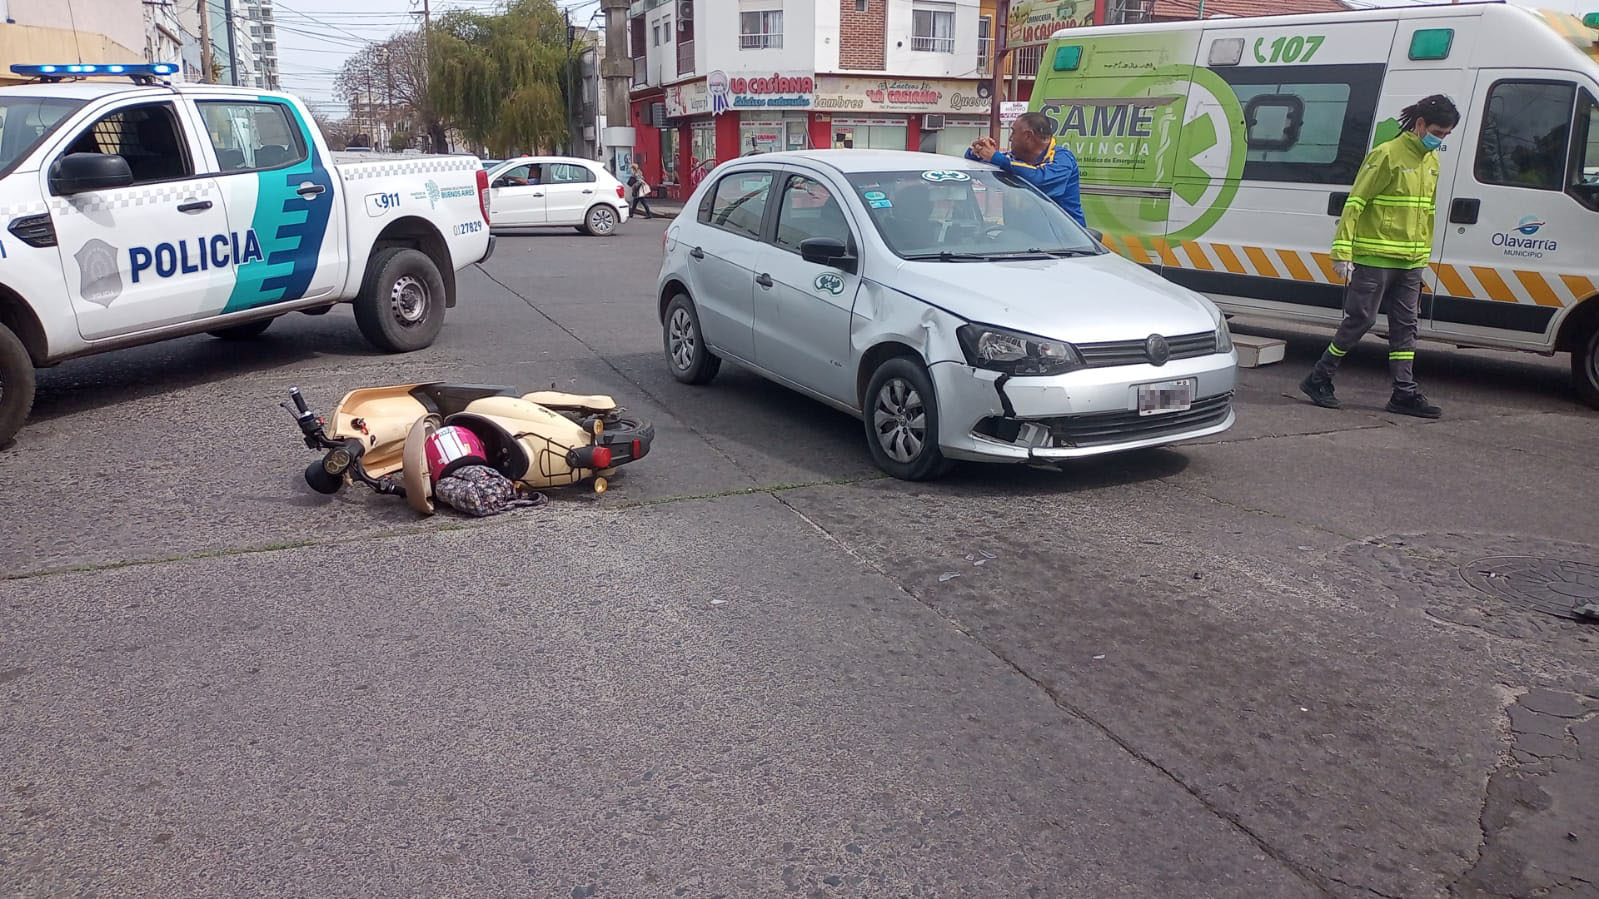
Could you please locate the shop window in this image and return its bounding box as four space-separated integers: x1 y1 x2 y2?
1476 80 1575 191
912 4 955 53
1215 63 1383 184
701 171 774 239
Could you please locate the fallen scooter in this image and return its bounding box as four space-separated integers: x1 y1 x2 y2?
284 382 653 516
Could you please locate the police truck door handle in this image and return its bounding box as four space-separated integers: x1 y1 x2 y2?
177 200 212 213
1449 198 1481 225
296 182 326 198
755 273 773 288
689 246 704 260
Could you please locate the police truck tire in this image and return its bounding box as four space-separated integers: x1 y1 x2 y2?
0 324 36 448
1574 319 1599 410
208 317 274 340
355 247 446 353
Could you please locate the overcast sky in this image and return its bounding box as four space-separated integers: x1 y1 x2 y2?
273 0 1588 117
274 0 602 116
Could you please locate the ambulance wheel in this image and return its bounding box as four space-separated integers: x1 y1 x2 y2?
208 317 274 340
1574 320 1599 409
0 323 35 448
355 247 446 353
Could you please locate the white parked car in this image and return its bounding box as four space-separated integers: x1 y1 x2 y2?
486 156 629 236
656 150 1238 480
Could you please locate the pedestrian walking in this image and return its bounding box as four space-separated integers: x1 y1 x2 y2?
1300 94 1459 418
627 163 655 220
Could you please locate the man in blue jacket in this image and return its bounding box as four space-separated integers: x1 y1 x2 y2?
965 111 1085 227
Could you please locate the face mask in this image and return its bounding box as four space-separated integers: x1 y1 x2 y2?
1421 133 1443 152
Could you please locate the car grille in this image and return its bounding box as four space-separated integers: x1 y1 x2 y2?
1076 330 1217 368
1044 392 1233 448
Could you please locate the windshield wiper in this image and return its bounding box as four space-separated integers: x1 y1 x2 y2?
902 251 994 262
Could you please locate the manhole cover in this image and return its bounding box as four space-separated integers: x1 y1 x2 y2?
1461 557 1599 621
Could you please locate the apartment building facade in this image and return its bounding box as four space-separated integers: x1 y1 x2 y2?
626 0 1101 198
0 0 146 85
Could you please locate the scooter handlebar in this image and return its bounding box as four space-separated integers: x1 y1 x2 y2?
289 387 312 417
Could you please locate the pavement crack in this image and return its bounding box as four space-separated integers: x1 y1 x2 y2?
768 491 1338 899
475 267 763 487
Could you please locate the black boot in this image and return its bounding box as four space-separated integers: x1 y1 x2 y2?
1386 390 1441 419
1299 372 1341 409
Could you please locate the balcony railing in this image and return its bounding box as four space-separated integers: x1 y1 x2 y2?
737 33 781 50
911 35 955 53
1011 44 1043 78
677 39 694 75
979 37 991 74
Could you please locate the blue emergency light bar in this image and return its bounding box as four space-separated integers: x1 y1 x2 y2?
9 63 178 79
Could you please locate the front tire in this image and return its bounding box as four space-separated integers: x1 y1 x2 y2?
0 323 35 448
863 356 951 481
663 294 721 385
354 247 446 353
583 204 618 236
208 317 274 340
1574 318 1599 409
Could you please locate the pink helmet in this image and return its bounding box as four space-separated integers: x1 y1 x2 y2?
424 424 488 484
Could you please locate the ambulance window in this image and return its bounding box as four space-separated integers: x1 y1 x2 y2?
1566 90 1599 212
63 103 192 185
1474 81 1575 192
197 101 307 174
1215 64 1384 184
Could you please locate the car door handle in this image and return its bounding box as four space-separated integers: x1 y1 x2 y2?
689 246 704 260
177 199 212 213
533 192 544 198
296 182 326 198
755 273 773 288
581 189 594 194
1450 197 1480 225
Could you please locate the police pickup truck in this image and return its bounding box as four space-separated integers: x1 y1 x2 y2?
0 63 495 445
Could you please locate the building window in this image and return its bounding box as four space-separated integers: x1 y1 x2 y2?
1212 63 1385 184
652 22 660 46
663 18 671 42
739 8 784 50
1475 80 1575 192
978 15 992 73
912 4 955 53
856 0 867 9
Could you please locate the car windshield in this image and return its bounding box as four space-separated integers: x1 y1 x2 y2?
0 96 86 176
846 168 1098 260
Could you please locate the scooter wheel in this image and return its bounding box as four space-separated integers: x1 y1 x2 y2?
304 458 346 495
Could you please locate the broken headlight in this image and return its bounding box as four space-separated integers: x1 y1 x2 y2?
957 323 1084 376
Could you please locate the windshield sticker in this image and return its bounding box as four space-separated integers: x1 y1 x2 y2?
864 190 887 200
814 273 845 295
920 170 970 183
869 198 892 209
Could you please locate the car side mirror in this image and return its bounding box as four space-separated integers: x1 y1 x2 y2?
799 237 856 273
49 153 133 195
1086 227 1104 243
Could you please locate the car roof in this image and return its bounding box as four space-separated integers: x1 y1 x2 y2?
721 149 990 174
498 155 606 167
0 80 300 104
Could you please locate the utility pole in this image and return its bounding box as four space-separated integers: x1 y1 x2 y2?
223 0 238 85
599 0 634 176
988 0 1009 139
198 0 214 83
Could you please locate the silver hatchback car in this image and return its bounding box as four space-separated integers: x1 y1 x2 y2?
656 150 1238 480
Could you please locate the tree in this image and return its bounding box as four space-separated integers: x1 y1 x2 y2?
335 31 448 153
310 111 354 151
427 0 574 157
389 129 415 152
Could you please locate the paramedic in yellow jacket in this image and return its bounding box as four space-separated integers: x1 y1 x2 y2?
1300 95 1459 419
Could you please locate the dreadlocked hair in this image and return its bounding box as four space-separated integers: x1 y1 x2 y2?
1399 94 1460 132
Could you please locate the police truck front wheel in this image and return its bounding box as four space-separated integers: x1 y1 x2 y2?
0 324 36 448
355 247 446 353
1574 319 1599 409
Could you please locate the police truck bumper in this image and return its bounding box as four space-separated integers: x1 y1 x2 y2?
480 235 496 264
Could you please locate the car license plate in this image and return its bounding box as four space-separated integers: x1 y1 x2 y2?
1137 379 1195 416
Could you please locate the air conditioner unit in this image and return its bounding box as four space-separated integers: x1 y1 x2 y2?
650 102 669 127
922 114 945 130
678 0 693 20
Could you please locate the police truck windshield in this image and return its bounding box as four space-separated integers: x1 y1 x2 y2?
0 96 87 177
846 169 1099 261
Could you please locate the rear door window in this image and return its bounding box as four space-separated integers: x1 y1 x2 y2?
196 101 307 173
700 170 774 240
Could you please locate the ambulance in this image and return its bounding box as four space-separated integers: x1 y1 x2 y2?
0 64 495 445
1028 3 1599 406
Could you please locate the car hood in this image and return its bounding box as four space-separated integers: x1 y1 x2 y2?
886 252 1219 344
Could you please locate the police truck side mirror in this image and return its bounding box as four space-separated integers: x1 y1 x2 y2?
48 153 134 196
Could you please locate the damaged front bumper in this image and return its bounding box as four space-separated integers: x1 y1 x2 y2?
928 352 1238 463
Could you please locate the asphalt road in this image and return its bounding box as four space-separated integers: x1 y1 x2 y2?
3 216 1597 898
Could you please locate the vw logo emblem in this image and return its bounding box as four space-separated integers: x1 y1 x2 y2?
1145 334 1170 366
